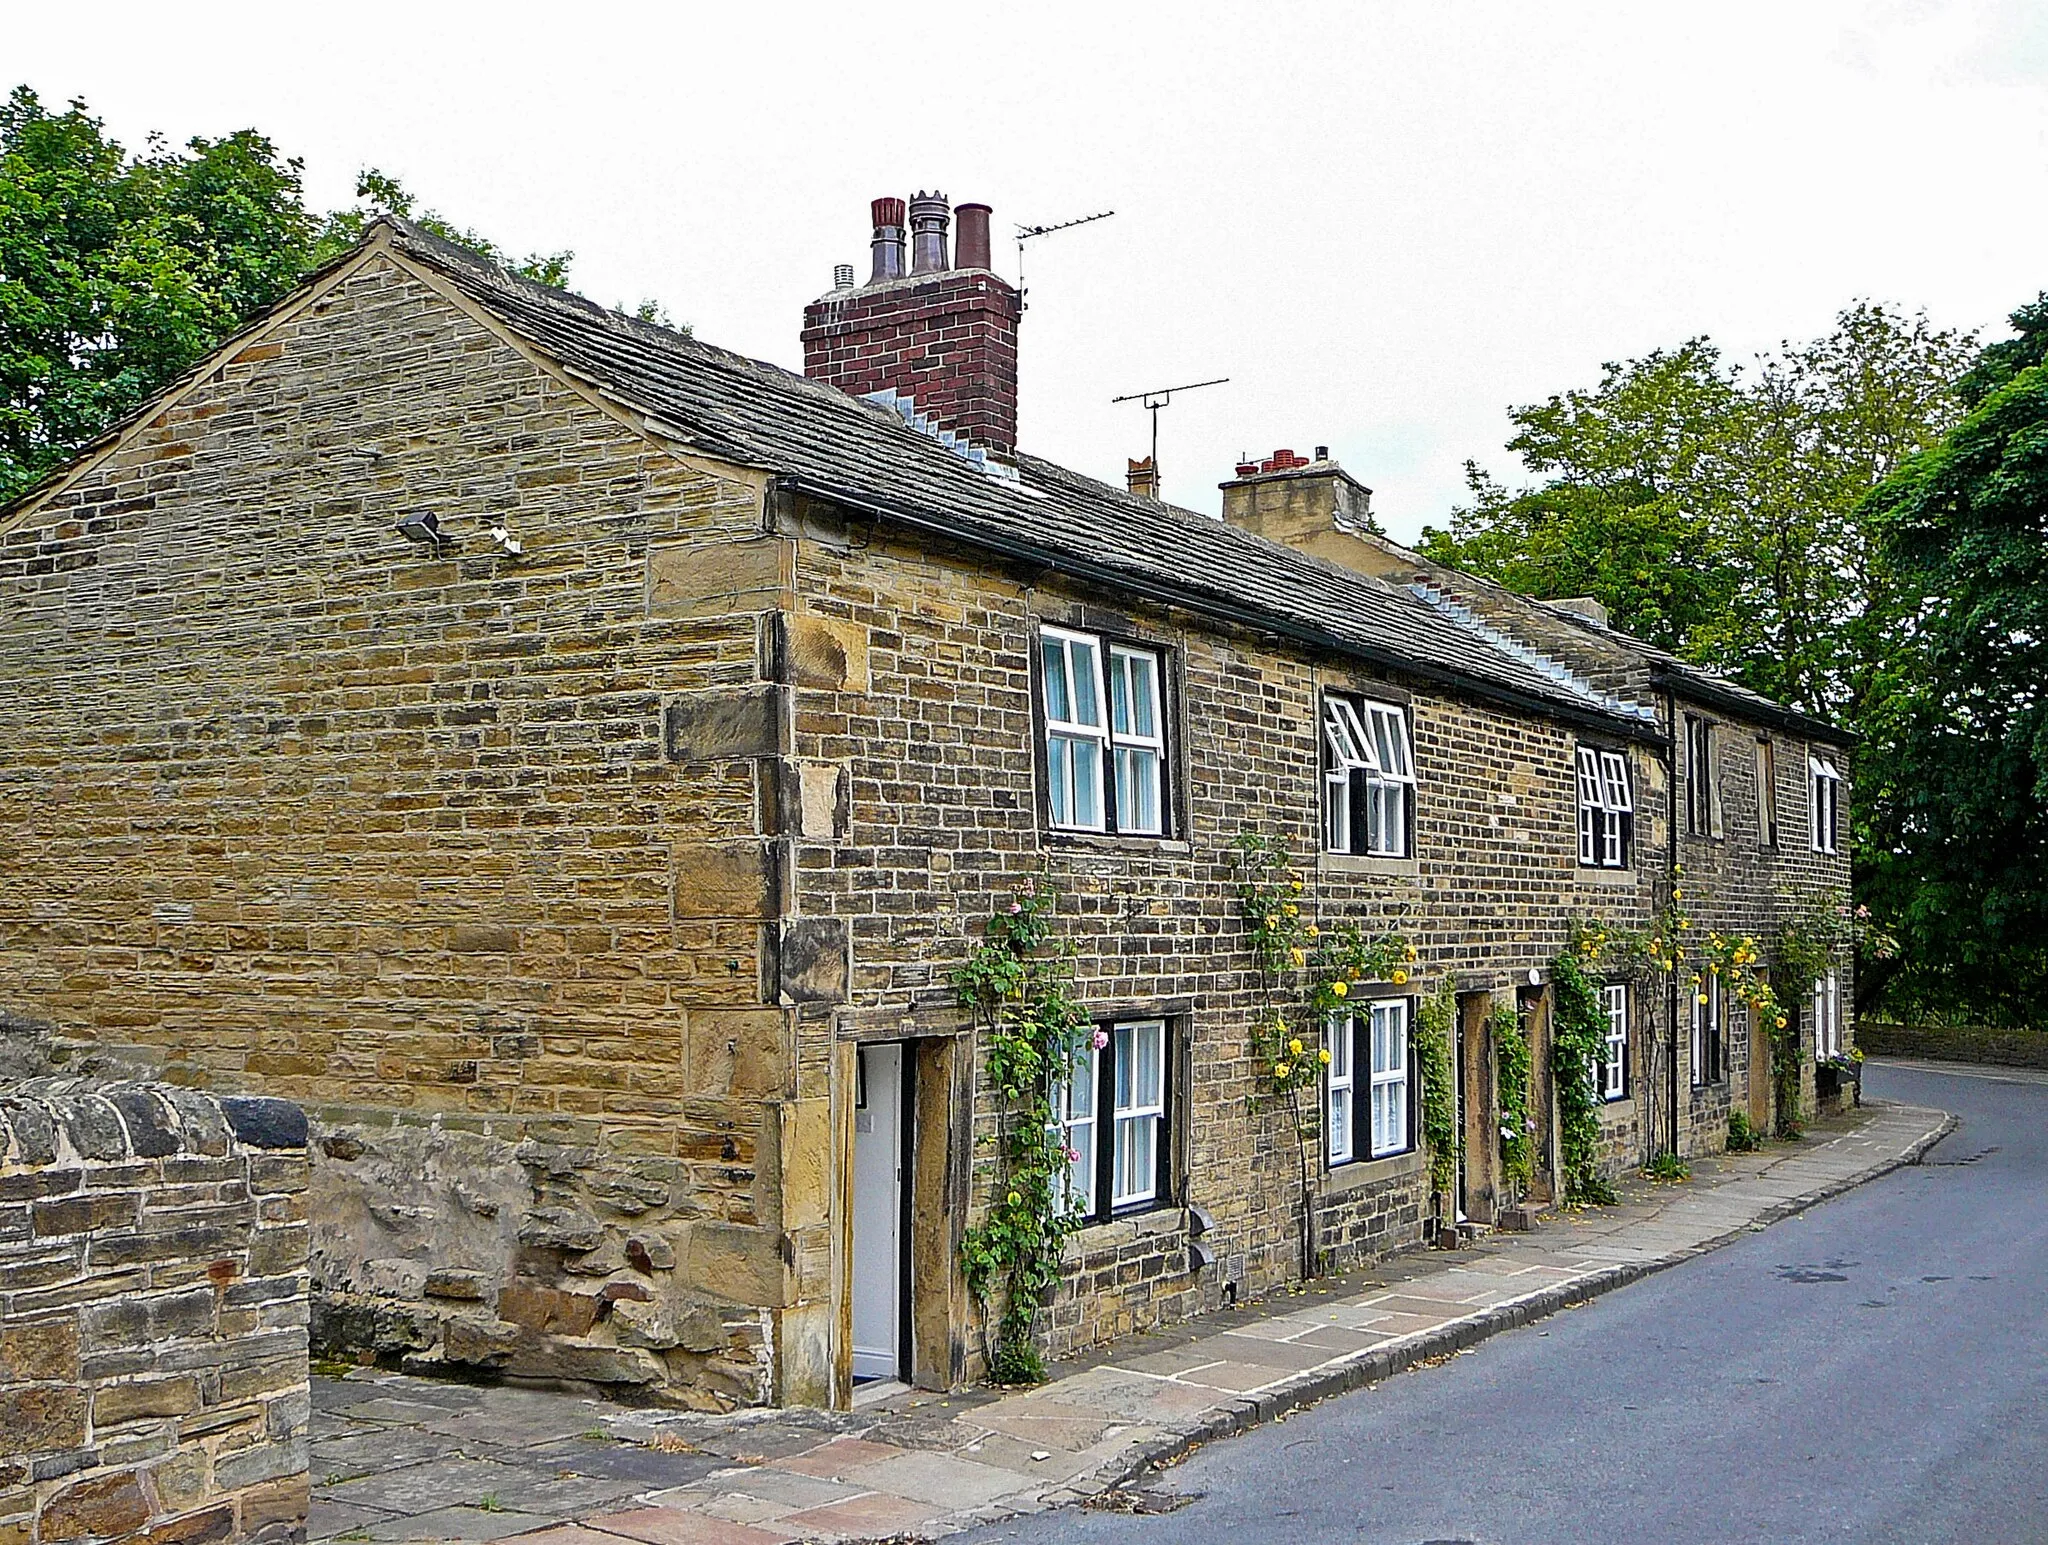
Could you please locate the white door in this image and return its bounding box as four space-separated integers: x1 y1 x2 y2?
851 1042 905 1381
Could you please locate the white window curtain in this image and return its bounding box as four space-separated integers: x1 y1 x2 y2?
1326 1012 1355 1165
1368 999 1410 1157
1111 1020 1165 1207
1054 1045 1099 1216
1107 645 1165 835
1041 627 1108 830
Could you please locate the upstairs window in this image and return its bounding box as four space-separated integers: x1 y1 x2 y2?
1040 625 1169 836
1326 998 1413 1164
1598 982 1630 1102
1810 756 1842 855
1576 747 1634 868
1054 1019 1172 1222
1756 738 1779 848
1686 716 1719 838
1323 694 1416 858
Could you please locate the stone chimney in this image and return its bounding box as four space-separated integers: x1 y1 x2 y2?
1126 456 1160 499
1220 445 1378 544
802 192 1023 460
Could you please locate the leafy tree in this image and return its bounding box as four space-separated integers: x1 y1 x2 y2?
1421 308 1974 722
0 88 613 506
1858 294 2048 1022
0 87 319 501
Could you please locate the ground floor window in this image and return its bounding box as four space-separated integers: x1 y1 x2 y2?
1055 1019 1170 1221
1813 968 1842 1059
1691 971 1724 1086
1598 982 1629 1101
1327 998 1413 1164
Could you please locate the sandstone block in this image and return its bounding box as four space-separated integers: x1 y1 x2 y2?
681 1222 787 1308
0 1315 80 1381
39 1472 149 1541
671 842 778 921
93 1376 202 1426
686 1009 789 1099
0 1384 87 1451
663 686 785 764
495 1283 599 1337
441 1317 520 1366
422 1268 487 1301
778 1099 832 1232
777 918 848 1006
647 538 786 618
790 614 869 691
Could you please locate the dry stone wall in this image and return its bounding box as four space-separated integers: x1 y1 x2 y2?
0 1081 310 1545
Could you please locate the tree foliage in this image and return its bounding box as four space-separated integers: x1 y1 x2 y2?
0 87 602 506
1858 294 2048 1023
1420 308 1975 723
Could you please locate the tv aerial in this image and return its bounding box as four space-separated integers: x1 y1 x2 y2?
1112 376 1231 491
1014 209 1114 307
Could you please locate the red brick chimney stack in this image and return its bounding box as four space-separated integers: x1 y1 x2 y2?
803 192 1023 461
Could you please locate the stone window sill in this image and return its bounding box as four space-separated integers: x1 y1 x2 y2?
1318 852 1421 880
1072 1206 1184 1249
1323 1146 1424 1195
1576 865 1641 886
1044 832 1194 857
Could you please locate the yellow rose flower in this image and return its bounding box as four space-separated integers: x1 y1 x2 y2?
1265 913 1280 929
1284 903 1299 917
1291 878 1304 893
1404 944 1418 962
1392 969 1409 985
1288 1038 1303 1056
1275 1062 1292 1079
1331 980 1348 998
1697 993 1709 1005
1307 924 1320 937
1290 948 1307 967
1318 1048 1332 1065
1775 1016 1788 1028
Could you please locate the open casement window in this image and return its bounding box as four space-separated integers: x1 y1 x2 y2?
1810 756 1842 855
1326 998 1413 1165
1690 971 1725 1087
1756 739 1779 848
1323 694 1416 858
1575 747 1633 868
1598 982 1629 1102
1813 968 1842 1059
1686 716 1722 839
1055 1020 1171 1222
1039 625 1170 836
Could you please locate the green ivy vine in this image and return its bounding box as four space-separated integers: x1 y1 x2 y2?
954 883 1093 1385
1414 982 1459 1209
1549 948 1618 1205
1493 1004 1534 1193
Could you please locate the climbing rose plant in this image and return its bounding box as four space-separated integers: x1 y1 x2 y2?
954 883 1093 1384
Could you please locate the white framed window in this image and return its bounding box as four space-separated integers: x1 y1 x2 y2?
1368 999 1411 1158
1691 971 1724 1087
1813 968 1842 1059
1056 1021 1171 1221
1053 1044 1099 1217
1576 746 1633 868
1326 1000 1413 1166
1325 1012 1355 1165
1810 756 1842 855
1323 693 1416 858
1111 1019 1166 1208
1040 625 1170 836
1600 982 1629 1101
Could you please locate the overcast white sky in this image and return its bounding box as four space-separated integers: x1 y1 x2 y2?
12 1 2048 538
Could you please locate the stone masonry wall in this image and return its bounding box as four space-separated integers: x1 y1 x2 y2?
0 250 821 1408
787 509 1668 1363
0 1081 310 1545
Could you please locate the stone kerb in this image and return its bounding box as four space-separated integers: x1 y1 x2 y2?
0 1080 312 1545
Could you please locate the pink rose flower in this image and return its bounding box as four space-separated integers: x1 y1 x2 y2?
1091 1028 1110 1050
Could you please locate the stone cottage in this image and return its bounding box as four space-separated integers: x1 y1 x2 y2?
0 196 1853 1411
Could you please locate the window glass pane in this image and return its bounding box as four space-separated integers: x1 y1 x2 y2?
1577 747 1604 808
1328 1086 1352 1163
1579 804 1598 865
1041 635 1070 723
1326 768 1351 853
1111 648 1158 740
1047 734 1072 825
1069 638 1101 727
1115 746 1163 834
1367 779 1406 856
1365 704 1413 781
1600 752 1632 813
1068 736 1103 828
1602 809 1623 867
1114 1114 1154 1205
1330 699 1377 771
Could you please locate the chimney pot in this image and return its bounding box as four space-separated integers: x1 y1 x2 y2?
1314 444 1329 460
908 190 951 274
833 263 855 290
1126 456 1160 499
1235 459 1260 477
869 196 907 285
955 203 993 270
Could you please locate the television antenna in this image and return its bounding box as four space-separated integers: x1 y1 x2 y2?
1015 210 1114 306
1111 376 1230 487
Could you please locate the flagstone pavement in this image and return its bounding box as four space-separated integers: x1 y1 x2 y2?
309 1096 1951 1544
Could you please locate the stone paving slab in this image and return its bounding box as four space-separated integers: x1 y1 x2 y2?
309 1099 1950 1543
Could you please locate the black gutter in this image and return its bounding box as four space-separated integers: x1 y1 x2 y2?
1651 666 1853 748
1665 682 1681 1164
785 474 1669 749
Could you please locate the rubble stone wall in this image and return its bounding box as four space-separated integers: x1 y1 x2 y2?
0 1081 310 1545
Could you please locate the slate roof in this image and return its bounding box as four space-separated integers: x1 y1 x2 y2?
381 220 1661 738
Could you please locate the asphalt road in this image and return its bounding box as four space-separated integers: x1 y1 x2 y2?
963 1062 2048 1545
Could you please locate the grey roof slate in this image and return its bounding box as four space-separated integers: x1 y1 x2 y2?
384 220 1660 736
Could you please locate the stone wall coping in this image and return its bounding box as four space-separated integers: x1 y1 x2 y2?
0 1077 308 1168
